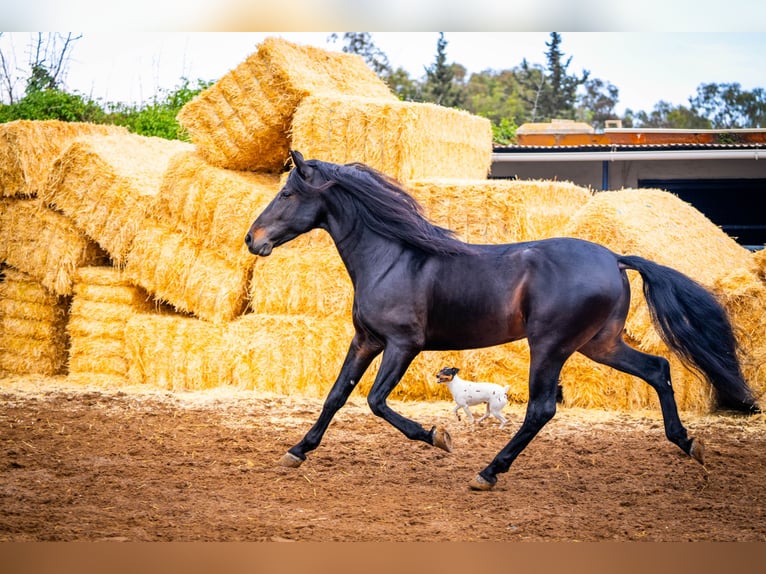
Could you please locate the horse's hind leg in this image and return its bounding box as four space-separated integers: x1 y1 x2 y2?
281 335 381 466
579 338 703 464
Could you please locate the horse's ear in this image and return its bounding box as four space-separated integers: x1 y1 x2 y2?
290 150 313 179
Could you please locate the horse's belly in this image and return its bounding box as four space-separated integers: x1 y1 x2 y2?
424 305 525 351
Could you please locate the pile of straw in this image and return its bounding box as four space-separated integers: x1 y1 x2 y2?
0 267 68 376
124 223 251 323
248 243 351 318
124 312 231 390
0 198 109 295
177 37 396 172
153 151 282 267
406 178 593 243
562 188 759 412
753 248 766 282
291 95 493 182
67 266 156 385
43 133 193 265
0 120 126 198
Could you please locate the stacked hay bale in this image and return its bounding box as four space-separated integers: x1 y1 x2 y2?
43 133 193 265
177 36 397 173
291 95 493 181
407 178 592 244
67 266 158 386
0 267 69 376
0 120 127 198
124 151 283 323
124 312 230 391
561 188 764 412
0 198 109 296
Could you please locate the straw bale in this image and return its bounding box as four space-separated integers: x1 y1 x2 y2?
66 266 156 385
225 313 356 396
124 312 230 390
251 37 395 118
291 95 493 182
176 56 289 172
154 151 282 265
247 244 352 317
0 120 127 197
42 133 193 264
712 268 766 404
0 267 68 376
124 222 250 323
0 197 110 295
562 188 757 412
406 178 593 243
753 248 766 282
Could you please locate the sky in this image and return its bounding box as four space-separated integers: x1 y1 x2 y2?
1 31 764 117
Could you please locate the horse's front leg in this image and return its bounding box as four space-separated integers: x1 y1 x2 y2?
280 334 382 467
366 344 452 453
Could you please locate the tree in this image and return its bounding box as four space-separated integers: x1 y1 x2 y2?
628 100 711 129
577 77 620 130
421 33 464 108
328 32 391 77
689 82 766 128
104 78 212 140
518 33 589 122
0 32 81 104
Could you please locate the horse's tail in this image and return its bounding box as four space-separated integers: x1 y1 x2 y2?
617 255 759 413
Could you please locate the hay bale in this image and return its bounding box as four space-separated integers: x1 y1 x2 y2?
0 267 68 376
291 95 493 182
124 222 250 323
753 248 766 282
0 120 127 198
177 36 395 172
154 151 282 266
0 198 109 295
225 313 356 396
562 188 756 412
66 266 156 385
176 56 289 171
712 268 766 405
42 133 193 265
248 243 352 317
406 178 593 243
124 312 231 390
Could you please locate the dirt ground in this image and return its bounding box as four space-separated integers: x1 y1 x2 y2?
1 375 765 542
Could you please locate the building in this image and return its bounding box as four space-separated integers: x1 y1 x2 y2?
491 120 766 250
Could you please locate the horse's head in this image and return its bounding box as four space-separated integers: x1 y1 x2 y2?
245 150 331 257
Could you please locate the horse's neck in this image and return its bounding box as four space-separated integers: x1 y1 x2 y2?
322 213 404 287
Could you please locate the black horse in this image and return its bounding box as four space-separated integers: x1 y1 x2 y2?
245 151 758 490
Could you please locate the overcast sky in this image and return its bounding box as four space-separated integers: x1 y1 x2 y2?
2 32 762 117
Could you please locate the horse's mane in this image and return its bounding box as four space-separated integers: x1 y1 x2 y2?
293 159 475 256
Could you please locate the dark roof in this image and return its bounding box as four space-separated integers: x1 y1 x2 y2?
493 142 766 153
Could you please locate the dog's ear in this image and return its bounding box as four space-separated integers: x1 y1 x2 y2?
452 367 460 375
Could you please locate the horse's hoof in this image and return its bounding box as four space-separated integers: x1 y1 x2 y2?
278 452 304 468
469 474 495 491
432 426 453 453
689 437 705 465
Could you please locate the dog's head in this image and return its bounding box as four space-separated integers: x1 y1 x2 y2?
436 367 460 384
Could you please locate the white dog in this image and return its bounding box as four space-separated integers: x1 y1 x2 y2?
436 367 509 428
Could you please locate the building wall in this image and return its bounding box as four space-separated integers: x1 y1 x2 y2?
490 157 765 191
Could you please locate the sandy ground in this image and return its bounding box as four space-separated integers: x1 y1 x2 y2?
1 375 765 542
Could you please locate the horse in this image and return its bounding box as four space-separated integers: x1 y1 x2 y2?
245 150 759 491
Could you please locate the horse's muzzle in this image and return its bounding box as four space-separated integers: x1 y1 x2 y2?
245 229 273 257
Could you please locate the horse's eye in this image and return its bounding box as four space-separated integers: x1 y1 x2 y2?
279 189 294 199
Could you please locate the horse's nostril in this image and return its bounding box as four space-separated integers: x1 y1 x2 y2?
245 233 252 246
